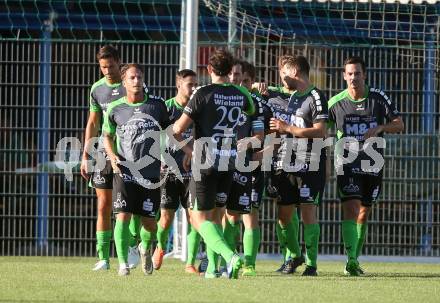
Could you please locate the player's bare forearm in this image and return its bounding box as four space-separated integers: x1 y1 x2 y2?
382 117 404 134
173 113 193 136
291 122 327 139
82 111 101 160
103 134 118 162
364 117 404 139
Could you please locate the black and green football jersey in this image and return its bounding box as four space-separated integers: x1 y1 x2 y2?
89 77 126 116
183 83 255 171
103 94 170 182
271 86 328 172
89 78 126 152
163 97 193 175
328 86 400 175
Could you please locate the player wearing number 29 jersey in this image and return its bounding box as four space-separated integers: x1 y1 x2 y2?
328 56 403 276
173 49 254 279
184 82 255 211
184 83 255 172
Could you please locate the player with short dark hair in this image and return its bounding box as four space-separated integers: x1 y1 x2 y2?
172 49 255 279
269 55 328 276
80 45 126 271
328 56 404 276
237 61 271 276
152 69 201 274
258 55 303 273
103 63 174 276
216 59 265 277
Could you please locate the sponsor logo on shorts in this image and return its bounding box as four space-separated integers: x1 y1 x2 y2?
120 173 152 187
114 192 127 209
93 173 106 185
343 183 360 193
299 185 311 198
216 192 227 203
371 186 380 200
277 161 309 172
363 167 381 174
266 184 278 195
251 189 258 202
143 199 154 212
233 171 248 186
239 194 250 206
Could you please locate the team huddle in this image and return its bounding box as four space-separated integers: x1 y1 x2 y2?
80 45 404 278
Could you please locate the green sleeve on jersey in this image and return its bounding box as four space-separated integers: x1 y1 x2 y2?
102 97 125 136
165 97 175 109
328 90 348 109
327 120 335 129
89 98 101 112
102 110 115 136
89 78 106 113
233 84 255 116
336 129 344 139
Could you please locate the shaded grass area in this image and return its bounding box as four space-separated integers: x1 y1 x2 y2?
0 257 439 302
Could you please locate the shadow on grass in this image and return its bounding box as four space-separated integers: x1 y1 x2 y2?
252 272 440 279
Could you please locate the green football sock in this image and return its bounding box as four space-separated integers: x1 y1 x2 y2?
276 221 287 261
198 221 234 264
243 228 260 267
128 215 141 247
304 223 320 268
206 246 218 273
280 220 301 259
186 224 201 266
223 219 240 252
291 211 300 258
356 223 368 259
342 220 358 261
243 228 253 267
207 223 223 273
221 220 238 269
114 220 130 265
96 230 112 262
252 228 261 267
156 224 170 250
140 226 155 251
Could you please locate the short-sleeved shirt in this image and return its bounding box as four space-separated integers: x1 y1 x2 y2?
89 78 126 152
265 86 294 122
328 86 400 176
163 97 193 176
254 92 273 132
235 92 266 166
269 86 328 172
183 83 255 171
103 94 171 183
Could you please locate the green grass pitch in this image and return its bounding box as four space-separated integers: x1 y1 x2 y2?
1 257 439 302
